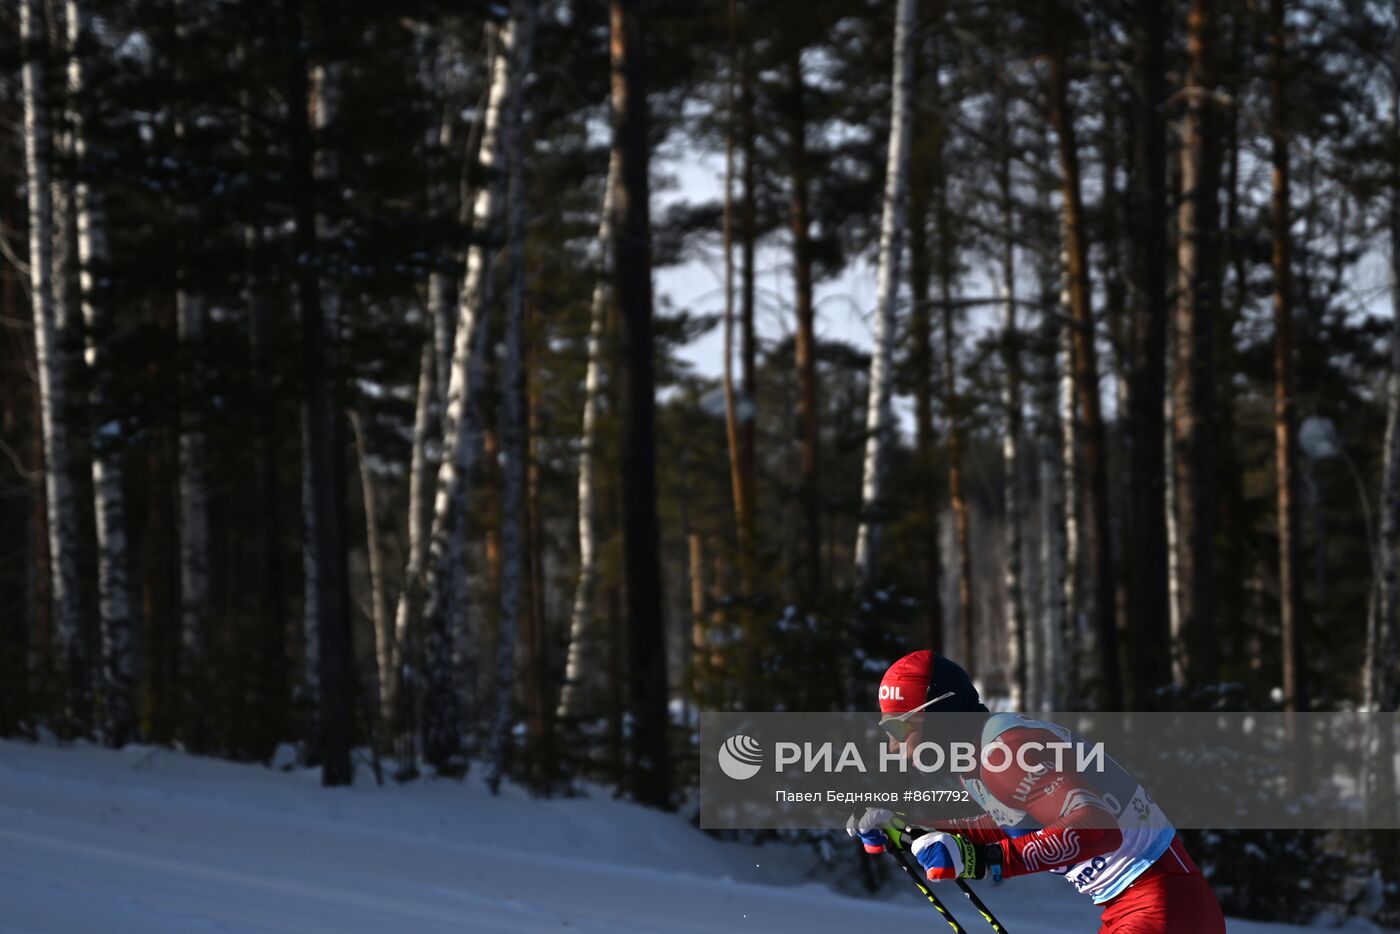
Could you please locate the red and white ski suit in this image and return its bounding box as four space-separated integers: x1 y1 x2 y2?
934 714 1225 934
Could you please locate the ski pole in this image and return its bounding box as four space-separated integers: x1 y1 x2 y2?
900 827 1011 934
952 880 1010 934
886 844 969 933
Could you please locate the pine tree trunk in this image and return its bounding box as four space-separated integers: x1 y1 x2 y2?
284 0 352 785
66 0 136 745
420 21 512 776
908 51 944 656
1125 0 1173 706
298 415 320 720
933 129 975 673
558 153 618 721
720 0 755 593
611 0 671 809
1174 0 1222 688
297 61 344 758
246 222 288 744
1045 0 1122 709
854 0 914 584
486 0 536 795
1268 0 1306 714
787 50 821 602
0 157 33 734
522 319 549 785
176 286 209 717
1265 0 1304 716
173 0 209 742
738 30 758 586
22 0 85 733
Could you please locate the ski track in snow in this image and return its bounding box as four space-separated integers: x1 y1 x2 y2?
0 740 1381 932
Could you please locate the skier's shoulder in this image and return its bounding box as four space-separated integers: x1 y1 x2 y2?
980 712 1072 749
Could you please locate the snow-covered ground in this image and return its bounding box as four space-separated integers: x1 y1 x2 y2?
0 739 1378 932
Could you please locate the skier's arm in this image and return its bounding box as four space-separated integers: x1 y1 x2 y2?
980 727 1124 878
993 798 1123 877
929 811 1003 845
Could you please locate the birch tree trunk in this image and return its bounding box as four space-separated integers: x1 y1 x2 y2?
1038 258 1068 711
1045 0 1122 709
390 338 434 729
557 153 617 721
1060 308 1082 688
67 0 136 745
1363 13 1400 834
420 21 512 776
388 64 460 738
854 0 914 585
350 410 391 720
486 0 536 796
1174 0 1222 687
22 0 85 731
1367 9 1400 719
995 93 1026 710
1001 300 1026 710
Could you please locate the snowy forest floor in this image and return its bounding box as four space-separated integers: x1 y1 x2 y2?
0 739 1386 933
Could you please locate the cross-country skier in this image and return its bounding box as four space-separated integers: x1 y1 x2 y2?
847 650 1225 933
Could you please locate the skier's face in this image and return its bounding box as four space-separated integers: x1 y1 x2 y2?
883 715 923 756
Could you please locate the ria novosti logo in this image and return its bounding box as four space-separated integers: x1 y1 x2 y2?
718 734 764 780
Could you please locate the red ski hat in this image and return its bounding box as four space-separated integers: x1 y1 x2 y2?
879 650 933 715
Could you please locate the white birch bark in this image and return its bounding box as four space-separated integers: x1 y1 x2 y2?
49 0 75 338
430 273 455 412
854 0 914 584
1367 25 1400 716
1000 277 1025 710
67 0 135 745
23 0 84 716
349 409 391 719
1038 263 1069 711
420 23 512 770
1038 433 1067 711
389 338 435 726
1164 317 1183 684
557 153 618 721
1058 264 1084 701
996 90 1025 710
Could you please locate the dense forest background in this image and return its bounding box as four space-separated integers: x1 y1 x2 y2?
4 0 1400 923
